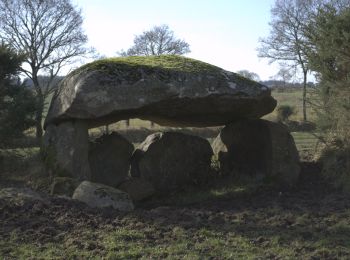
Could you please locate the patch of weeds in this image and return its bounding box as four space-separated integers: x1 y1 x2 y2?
0 147 50 191
323 220 350 247
294 213 312 226
104 228 148 259
0 232 93 259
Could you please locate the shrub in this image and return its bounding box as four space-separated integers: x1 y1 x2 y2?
276 105 295 122
305 5 350 191
0 43 36 147
318 140 350 193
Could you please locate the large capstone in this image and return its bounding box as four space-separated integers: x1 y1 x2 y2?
89 132 134 187
44 55 276 129
130 132 213 193
212 119 300 186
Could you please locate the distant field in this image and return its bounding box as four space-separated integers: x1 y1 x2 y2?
292 132 319 152
264 88 316 122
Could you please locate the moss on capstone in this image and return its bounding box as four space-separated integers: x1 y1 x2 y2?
68 54 266 91
72 55 224 76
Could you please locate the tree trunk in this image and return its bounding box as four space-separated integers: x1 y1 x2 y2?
302 70 307 122
35 96 44 139
33 76 44 139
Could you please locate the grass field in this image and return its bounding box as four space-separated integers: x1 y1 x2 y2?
264 88 316 122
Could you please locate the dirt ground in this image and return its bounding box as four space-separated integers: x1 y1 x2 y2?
1 162 350 259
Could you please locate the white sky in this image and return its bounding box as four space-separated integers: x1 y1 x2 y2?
73 0 280 81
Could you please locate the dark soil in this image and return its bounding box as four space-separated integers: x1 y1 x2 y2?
1 162 350 259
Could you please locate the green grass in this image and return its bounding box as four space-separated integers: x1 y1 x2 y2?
0 147 50 191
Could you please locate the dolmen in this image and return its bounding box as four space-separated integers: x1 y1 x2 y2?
43 55 299 206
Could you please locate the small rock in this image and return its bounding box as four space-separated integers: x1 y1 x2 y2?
72 181 134 211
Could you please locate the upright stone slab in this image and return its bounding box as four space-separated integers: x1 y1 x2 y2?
130 132 213 192
89 132 134 187
212 119 300 186
43 120 91 181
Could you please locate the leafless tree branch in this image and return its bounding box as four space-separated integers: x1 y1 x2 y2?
0 0 92 137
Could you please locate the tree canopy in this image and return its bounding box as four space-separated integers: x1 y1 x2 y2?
0 43 36 145
120 25 190 56
306 4 350 139
258 0 312 121
0 0 91 138
236 70 260 82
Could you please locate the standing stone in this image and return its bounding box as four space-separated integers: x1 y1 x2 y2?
130 132 213 193
89 132 134 187
212 119 300 186
72 181 134 211
42 120 91 181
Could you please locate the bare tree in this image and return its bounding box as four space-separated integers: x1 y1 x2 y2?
119 24 190 56
257 0 314 121
276 66 294 88
0 0 91 138
236 70 261 81
119 24 190 127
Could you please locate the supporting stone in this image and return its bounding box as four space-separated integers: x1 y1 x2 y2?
130 132 213 193
42 120 91 181
212 119 300 186
89 132 134 187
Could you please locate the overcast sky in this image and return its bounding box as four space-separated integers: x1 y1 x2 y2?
73 0 279 80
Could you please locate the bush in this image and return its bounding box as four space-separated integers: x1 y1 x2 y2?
276 105 295 122
0 43 36 147
318 141 350 193
306 6 350 189
0 84 37 143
